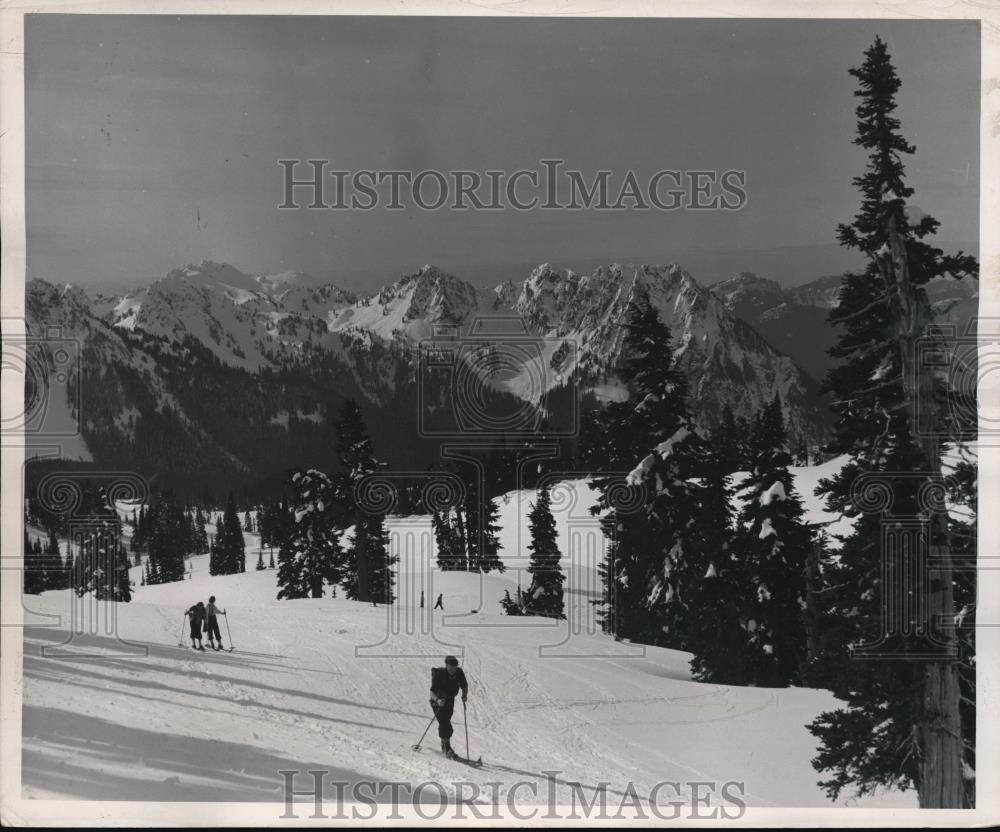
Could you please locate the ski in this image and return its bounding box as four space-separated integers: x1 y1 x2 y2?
413 746 483 768
442 750 483 768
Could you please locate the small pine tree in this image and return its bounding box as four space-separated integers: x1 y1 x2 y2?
520 485 564 619
730 396 813 686
24 532 44 595
333 400 395 602
222 493 246 574
347 514 396 604
194 506 209 553
277 469 345 600
477 497 505 574
432 510 463 571
45 528 66 590
685 417 741 683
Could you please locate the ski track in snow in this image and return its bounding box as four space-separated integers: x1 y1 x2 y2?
20 480 916 809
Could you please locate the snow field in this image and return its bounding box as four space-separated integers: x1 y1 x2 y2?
20 476 915 808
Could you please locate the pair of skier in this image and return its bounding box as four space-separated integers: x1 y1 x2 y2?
429 655 468 759
185 595 227 651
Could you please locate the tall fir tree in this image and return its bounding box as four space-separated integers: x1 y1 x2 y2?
808 37 977 808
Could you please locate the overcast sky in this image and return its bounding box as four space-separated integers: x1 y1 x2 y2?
25 15 979 291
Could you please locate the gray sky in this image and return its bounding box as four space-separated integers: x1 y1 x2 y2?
26 15 979 292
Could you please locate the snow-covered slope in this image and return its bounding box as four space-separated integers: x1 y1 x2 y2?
91 261 365 372
325 265 481 343
21 476 912 809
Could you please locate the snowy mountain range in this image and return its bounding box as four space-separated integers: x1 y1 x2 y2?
709 271 979 382
24 257 899 490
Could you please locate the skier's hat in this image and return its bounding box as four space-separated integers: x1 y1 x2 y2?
444 655 459 666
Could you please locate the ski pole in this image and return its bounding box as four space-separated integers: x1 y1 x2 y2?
463 699 470 760
224 613 234 651
413 707 439 751
178 613 187 647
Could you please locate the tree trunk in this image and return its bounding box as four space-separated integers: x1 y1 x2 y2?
882 217 966 808
454 509 469 572
356 518 370 603
801 537 823 686
918 632 965 806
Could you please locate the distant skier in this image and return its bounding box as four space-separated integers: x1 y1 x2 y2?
206 595 226 650
434 593 444 610
429 655 468 759
185 601 206 651
420 590 425 609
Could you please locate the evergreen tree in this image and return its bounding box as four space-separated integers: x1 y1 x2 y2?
212 493 246 575
71 486 131 600
347 513 396 605
194 506 209 553
333 400 395 602
209 519 223 576
499 588 526 616
728 396 812 686
277 469 345 599
685 416 742 683
591 295 705 646
244 510 254 533
45 528 66 590
432 510 463 571
146 493 188 584
466 495 504 574
256 549 265 571
24 532 45 595
520 484 564 618
808 37 977 808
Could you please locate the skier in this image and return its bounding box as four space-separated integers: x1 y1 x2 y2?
185 601 206 651
206 595 226 650
429 655 468 759
434 593 444 610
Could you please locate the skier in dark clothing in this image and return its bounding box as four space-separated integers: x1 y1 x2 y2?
185 601 206 650
429 655 468 759
433 593 444 610
206 595 226 650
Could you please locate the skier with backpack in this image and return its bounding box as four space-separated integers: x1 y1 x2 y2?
185 601 206 651
206 595 227 651
429 655 468 759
